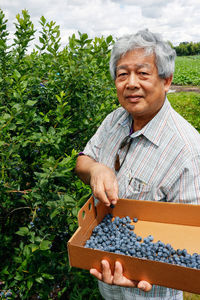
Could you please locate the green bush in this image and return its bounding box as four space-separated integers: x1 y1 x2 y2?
0 9 116 299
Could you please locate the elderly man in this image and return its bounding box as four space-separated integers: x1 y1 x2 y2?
75 29 200 300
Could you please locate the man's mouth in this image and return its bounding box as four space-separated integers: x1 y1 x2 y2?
125 95 143 102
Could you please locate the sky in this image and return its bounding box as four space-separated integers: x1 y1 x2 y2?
1 0 200 51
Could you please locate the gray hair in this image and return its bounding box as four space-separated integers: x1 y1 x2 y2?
109 29 176 80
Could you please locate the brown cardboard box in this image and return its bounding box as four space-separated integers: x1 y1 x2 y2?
67 197 200 294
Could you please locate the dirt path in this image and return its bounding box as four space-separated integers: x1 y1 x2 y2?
170 85 200 93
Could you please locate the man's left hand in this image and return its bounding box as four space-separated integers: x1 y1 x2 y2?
90 260 152 292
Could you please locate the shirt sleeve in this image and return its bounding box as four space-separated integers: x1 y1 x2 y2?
167 154 200 204
82 110 116 162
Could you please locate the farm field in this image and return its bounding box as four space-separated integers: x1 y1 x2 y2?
168 92 200 132
173 55 200 86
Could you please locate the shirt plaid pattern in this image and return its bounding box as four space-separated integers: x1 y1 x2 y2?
98 281 183 300
83 98 200 299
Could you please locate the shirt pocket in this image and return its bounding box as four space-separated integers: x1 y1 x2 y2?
127 177 152 199
123 175 167 202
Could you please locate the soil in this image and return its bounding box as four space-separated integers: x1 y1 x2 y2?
169 85 200 93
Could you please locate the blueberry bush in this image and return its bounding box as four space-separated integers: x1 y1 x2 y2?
0 9 116 299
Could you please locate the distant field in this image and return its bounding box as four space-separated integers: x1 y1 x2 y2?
168 92 200 132
173 55 200 86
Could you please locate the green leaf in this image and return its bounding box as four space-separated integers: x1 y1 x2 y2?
13 256 22 263
8 123 16 131
1 267 9 275
42 273 54 280
21 80 28 89
106 35 113 44
3 113 11 120
30 244 39 252
13 103 22 112
39 36 45 44
16 227 29 236
26 100 37 106
50 209 59 219
13 69 21 80
27 279 33 290
40 240 51 251
14 273 24 281
35 277 44 284
40 15 46 25
13 90 20 99
23 245 31 257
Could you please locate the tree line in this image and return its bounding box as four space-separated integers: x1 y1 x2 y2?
174 41 200 56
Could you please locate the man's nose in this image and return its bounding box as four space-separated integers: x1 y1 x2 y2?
126 73 139 89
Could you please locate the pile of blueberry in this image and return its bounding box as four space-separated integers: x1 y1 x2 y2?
84 214 200 269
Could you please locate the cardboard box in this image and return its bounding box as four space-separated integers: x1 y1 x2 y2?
67 197 200 294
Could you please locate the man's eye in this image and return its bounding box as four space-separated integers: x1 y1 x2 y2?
118 72 127 77
139 72 148 76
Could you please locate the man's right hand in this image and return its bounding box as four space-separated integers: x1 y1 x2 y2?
90 162 118 206
75 155 118 206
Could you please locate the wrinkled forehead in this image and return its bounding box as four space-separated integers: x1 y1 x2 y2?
120 46 155 59
116 62 153 71
116 48 156 68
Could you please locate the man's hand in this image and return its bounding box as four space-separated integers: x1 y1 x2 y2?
90 163 118 206
75 155 118 206
90 260 152 292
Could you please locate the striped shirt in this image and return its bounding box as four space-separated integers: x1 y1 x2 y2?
83 98 200 299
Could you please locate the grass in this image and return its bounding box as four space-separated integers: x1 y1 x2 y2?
168 92 200 132
173 55 200 86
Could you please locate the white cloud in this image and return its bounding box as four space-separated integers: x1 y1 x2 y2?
1 0 200 51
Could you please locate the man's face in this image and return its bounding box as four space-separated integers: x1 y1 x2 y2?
115 48 172 129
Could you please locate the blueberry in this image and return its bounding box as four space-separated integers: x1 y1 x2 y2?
148 235 154 242
128 224 135 230
125 216 131 223
84 213 200 270
136 236 142 242
129 249 136 256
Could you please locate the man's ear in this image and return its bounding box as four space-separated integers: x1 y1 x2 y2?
164 74 173 93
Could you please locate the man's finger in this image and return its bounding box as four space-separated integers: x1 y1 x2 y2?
113 261 137 287
137 280 152 292
90 268 102 281
92 182 110 206
104 181 118 205
101 260 113 284
113 260 123 282
112 179 119 204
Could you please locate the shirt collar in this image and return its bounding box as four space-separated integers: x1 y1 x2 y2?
139 98 171 146
119 98 171 147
